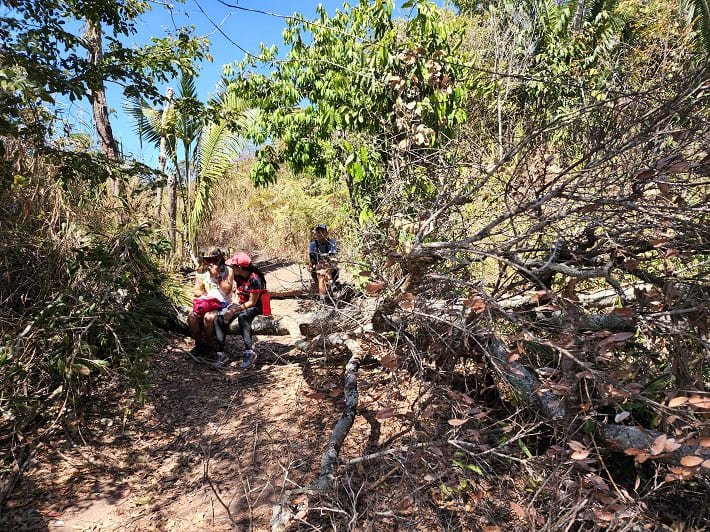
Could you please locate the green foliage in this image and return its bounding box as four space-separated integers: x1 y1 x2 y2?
203 158 349 261
225 0 472 218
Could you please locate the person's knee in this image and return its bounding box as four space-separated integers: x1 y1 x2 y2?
204 313 216 326
188 312 199 325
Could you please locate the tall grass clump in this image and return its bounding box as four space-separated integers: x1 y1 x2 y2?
0 157 188 501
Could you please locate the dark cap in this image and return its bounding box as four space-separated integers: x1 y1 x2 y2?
201 246 224 260
315 224 327 231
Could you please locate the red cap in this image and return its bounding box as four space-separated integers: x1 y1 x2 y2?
226 252 251 267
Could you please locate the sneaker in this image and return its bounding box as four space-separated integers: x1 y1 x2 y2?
212 351 229 369
240 350 257 369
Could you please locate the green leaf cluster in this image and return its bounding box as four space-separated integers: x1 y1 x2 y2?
224 0 472 217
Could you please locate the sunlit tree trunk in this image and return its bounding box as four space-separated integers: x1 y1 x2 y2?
156 87 174 220
85 18 120 197
167 170 177 248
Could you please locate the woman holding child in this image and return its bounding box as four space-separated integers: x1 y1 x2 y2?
187 247 234 358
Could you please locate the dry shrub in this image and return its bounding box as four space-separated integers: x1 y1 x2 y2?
200 157 351 262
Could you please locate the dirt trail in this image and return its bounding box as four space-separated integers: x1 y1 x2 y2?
3 263 382 531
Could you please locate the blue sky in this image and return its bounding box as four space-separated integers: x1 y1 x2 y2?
110 1 347 164
61 1 448 165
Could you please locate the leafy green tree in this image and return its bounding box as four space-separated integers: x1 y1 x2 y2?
225 0 471 221
0 0 208 189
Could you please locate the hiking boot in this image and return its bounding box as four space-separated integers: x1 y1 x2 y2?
240 350 257 369
212 351 229 369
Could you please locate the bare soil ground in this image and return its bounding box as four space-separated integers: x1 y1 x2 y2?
0 263 444 531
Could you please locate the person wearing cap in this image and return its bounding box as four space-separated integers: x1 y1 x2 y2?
215 252 268 369
308 224 338 299
187 247 234 360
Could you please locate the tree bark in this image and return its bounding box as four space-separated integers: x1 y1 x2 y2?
85 18 120 196
156 87 174 220
167 171 177 248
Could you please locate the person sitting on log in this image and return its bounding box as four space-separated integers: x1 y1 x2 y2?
188 247 234 360
214 252 269 369
308 223 338 300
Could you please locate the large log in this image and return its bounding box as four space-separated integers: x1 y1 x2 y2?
598 424 710 469
173 306 339 338
485 335 568 419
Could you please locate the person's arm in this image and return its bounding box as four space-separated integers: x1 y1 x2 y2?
308 240 318 267
224 286 260 320
219 265 234 296
194 272 206 297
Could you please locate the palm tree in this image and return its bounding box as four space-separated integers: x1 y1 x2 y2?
125 73 254 257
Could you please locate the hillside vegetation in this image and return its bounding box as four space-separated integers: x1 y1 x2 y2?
1 0 708 530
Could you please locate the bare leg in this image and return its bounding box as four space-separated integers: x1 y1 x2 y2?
203 311 219 347
188 312 204 343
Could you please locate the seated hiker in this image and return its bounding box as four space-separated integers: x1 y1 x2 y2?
187 247 234 360
215 252 269 369
308 223 338 299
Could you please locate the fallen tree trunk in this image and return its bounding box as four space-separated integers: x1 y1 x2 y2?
484 335 568 420
172 306 339 338
271 334 363 531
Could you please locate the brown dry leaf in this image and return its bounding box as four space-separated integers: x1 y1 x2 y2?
365 281 386 295
668 466 687 475
636 452 651 463
634 169 655 180
508 352 520 362
358 270 372 277
650 435 667 455
396 495 415 511
664 473 680 482
380 354 399 370
568 440 586 452
608 331 635 343
376 407 396 419
668 396 689 407
399 300 414 310
594 510 615 522
587 473 609 491
699 438 710 448
571 450 590 460
680 455 703 467
463 296 486 313
305 391 325 400
448 418 468 427
702 460 710 469
624 448 641 456
510 502 527 519
612 307 634 318
530 289 552 303
482 527 502 532
663 438 681 453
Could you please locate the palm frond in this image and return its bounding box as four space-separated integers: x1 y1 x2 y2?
690 0 710 52
189 102 256 245
122 96 166 149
